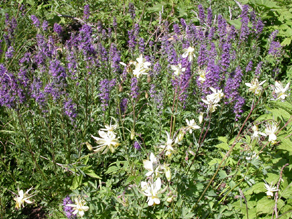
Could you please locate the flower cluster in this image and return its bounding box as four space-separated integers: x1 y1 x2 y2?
202 87 224 113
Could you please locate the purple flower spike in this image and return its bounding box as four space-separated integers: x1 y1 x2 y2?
54 23 62 35
42 20 48 31
63 196 76 219
5 46 14 59
83 4 90 20
31 15 40 28
128 3 136 20
198 5 205 24
134 141 141 150
64 99 77 122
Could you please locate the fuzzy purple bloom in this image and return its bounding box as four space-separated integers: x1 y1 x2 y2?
30 15 40 28
269 41 282 56
54 23 62 35
173 24 181 35
180 18 187 29
255 61 263 76
207 7 213 26
208 27 215 41
234 96 245 121
134 141 141 150
270 30 278 42
128 3 136 20
139 38 145 54
99 79 114 111
63 196 76 219
221 43 231 71
168 48 178 65
224 66 243 102
198 5 205 24
119 98 128 114
131 77 139 99
240 16 249 42
64 99 77 122
245 61 253 73
83 4 90 20
197 44 208 68
5 46 14 59
255 19 264 36
128 29 136 51
41 20 48 32
153 62 161 76
218 15 227 40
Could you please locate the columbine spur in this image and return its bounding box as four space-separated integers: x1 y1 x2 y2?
143 152 159 176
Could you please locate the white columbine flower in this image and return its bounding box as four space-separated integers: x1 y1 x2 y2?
171 64 186 77
141 178 162 206
273 81 290 100
198 112 204 124
132 54 151 78
201 98 220 113
14 187 34 209
91 130 120 153
265 182 278 197
208 87 224 103
182 47 195 62
159 131 174 157
143 152 159 177
245 78 266 95
66 197 89 217
100 124 118 134
265 122 279 142
198 69 208 83
185 119 200 134
251 125 266 140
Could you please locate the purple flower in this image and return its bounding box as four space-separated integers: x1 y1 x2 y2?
128 3 136 20
133 141 141 150
208 27 215 41
245 61 253 73
198 5 205 24
270 30 278 41
139 38 145 54
131 77 139 99
180 18 187 29
269 41 282 56
30 15 40 28
255 19 264 36
5 46 14 59
168 48 178 65
221 43 231 71
119 98 128 114
30 79 46 106
173 24 181 35
234 96 245 121
255 61 263 76
197 44 208 68
149 84 156 98
42 20 48 31
67 51 77 75
54 23 62 35
240 16 249 42
64 99 77 122
240 5 249 19
218 15 227 40
128 29 136 51
99 79 115 111
63 196 76 219
224 66 243 102
207 7 213 26
83 4 90 20
153 62 161 76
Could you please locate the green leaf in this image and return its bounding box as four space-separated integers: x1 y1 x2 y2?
208 158 221 166
278 138 292 152
84 169 101 179
71 175 83 190
256 197 274 214
281 37 292 46
216 143 229 150
105 165 119 174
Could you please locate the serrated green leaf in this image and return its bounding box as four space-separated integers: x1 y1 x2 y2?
256 197 274 214
71 175 83 190
278 138 292 152
105 166 119 174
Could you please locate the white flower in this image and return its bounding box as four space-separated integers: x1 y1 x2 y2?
136 54 151 69
198 112 204 124
159 131 174 157
91 131 120 153
66 197 89 217
182 47 195 62
251 125 266 140
185 119 200 134
171 64 186 77
273 81 290 100
132 54 151 78
208 87 224 103
100 124 118 134
265 122 279 142
141 178 162 206
197 69 208 83
201 98 220 113
174 131 184 144
246 152 259 160
14 187 34 209
265 182 278 197
143 152 159 177
245 79 266 95
162 164 171 181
